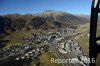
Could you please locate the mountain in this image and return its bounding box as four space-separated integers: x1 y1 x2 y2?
37 10 89 24
0 10 89 35
0 15 48 34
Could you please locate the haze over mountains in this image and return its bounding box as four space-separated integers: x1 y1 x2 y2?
0 10 90 34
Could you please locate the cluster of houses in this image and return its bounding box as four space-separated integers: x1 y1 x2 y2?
22 28 75 44
57 38 89 65
0 42 49 66
0 43 33 58
0 27 88 66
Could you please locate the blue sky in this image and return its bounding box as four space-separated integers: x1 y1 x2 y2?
0 0 92 15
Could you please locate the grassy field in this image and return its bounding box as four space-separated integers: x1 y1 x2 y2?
75 23 89 34
64 52 76 58
75 23 89 55
96 53 100 66
30 52 63 66
3 29 43 48
96 28 100 37
76 34 89 55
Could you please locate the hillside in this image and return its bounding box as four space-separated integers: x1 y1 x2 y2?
37 10 89 24
1 10 88 35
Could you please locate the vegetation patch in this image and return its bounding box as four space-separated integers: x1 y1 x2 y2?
30 52 63 66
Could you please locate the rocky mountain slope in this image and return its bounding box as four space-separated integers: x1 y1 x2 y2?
0 10 89 35
37 10 89 24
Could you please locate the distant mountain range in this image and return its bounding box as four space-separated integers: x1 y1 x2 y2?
37 10 89 24
0 10 90 34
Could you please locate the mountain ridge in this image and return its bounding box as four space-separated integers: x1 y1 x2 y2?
0 10 89 34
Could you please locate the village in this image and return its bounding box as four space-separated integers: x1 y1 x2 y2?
0 28 89 66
